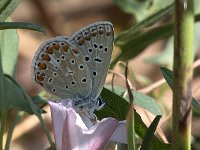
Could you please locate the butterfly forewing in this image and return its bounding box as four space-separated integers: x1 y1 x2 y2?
69 21 114 99
32 36 92 99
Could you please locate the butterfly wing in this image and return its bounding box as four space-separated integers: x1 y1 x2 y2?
68 21 114 99
32 36 92 99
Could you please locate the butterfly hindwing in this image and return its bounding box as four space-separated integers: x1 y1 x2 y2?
69 21 114 99
32 36 92 99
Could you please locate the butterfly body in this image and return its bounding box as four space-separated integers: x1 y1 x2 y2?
32 21 114 117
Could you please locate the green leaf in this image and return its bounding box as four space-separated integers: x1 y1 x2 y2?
146 23 200 67
111 23 173 68
0 0 21 21
0 74 45 114
135 91 162 115
135 111 171 149
115 3 174 43
0 22 46 34
96 87 128 120
3 75 55 147
104 86 162 115
141 115 162 150
160 67 200 111
112 13 200 68
96 88 171 149
30 96 47 113
0 74 34 113
31 95 48 108
113 0 173 21
0 27 18 77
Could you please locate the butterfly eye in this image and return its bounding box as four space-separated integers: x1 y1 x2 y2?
97 97 104 107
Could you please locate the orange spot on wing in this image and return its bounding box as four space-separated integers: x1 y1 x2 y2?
90 29 97 36
42 54 50 61
62 44 69 52
78 38 84 46
53 44 60 50
38 63 46 70
72 48 78 54
47 47 53 54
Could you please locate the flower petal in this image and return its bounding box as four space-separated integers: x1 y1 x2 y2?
110 121 127 144
49 99 127 150
62 107 88 150
81 118 120 150
49 101 66 150
62 115 125 150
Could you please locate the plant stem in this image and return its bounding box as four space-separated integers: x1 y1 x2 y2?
125 62 136 150
0 112 7 150
0 46 6 150
127 103 135 150
5 111 25 150
173 0 194 149
4 75 55 149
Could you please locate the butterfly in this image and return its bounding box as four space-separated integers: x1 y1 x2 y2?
32 21 114 118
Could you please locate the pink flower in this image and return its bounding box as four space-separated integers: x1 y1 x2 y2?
49 99 127 150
